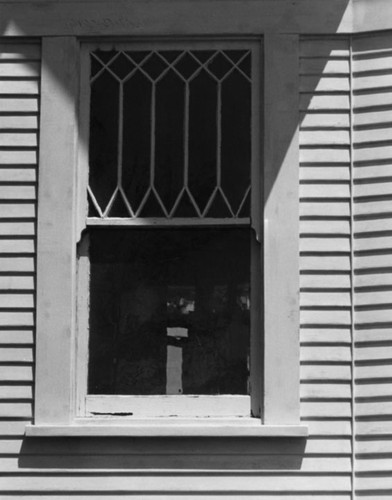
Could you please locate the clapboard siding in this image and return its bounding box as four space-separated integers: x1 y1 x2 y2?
353 32 392 496
0 36 357 500
5 33 392 499
0 496 352 500
0 40 38 498
299 36 353 500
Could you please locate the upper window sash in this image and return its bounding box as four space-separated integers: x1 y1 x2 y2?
79 40 261 233
86 45 252 223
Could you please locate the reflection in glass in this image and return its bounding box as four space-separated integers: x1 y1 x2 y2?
87 228 250 395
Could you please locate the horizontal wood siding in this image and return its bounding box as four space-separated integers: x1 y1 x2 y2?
0 40 38 495
353 32 392 499
299 36 353 499
10 35 392 499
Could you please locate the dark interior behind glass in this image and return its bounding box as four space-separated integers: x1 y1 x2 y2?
87 228 250 395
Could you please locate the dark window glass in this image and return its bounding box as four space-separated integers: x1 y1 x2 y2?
188 70 217 213
122 71 151 214
88 49 251 219
87 228 250 395
154 70 185 213
221 70 251 213
88 71 119 213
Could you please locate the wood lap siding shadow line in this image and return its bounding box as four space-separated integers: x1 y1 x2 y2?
18 437 306 470
17 42 321 471
0 5 350 478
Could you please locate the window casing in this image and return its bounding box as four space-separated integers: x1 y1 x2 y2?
29 35 304 437
77 41 261 419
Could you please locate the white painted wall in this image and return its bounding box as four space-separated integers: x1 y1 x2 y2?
0 3 391 497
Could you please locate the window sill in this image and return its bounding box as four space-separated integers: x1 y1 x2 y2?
25 420 308 438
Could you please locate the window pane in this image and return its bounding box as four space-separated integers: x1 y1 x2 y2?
154 70 185 213
188 69 217 213
88 49 252 220
122 71 151 214
88 70 119 213
221 69 251 214
87 228 250 395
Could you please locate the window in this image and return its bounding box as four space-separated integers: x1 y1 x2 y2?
29 35 305 437
77 41 260 419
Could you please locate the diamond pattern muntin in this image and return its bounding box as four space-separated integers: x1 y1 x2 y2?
175 52 200 79
238 53 252 78
88 49 252 219
91 56 104 78
207 52 233 80
141 53 168 80
108 53 136 80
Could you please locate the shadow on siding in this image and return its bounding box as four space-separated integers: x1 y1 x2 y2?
19 437 307 469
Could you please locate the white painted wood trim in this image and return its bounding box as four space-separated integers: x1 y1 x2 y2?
34 35 301 431
87 218 250 227
250 38 263 418
77 39 262 421
1 1 392 37
25 422 308 438
86 395 251 418
0 1 353 36
263 34 300 425
35 37 80 425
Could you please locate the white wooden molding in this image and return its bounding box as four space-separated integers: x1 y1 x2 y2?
35 37 80 425
263 34 300 425
85 396 251 418
32 34 303 431
0 0 355 37
25 422 309 438
6 0 392 36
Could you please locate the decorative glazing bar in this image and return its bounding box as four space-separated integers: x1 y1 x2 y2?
88 49 252 220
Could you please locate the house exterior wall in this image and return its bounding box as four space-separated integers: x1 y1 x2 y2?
352 33 392 496
0 2 391 497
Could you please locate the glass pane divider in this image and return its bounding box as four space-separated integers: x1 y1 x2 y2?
153 186 170 218
119 186 135 218
134 187 152 218
220 50 252 83
86 217 250 227
87 185 103 217
154 50 188 83
201 186 218 217
236 184 251 217
90 51 119 83
89 47 252 221
102 187 119 218
168 187 185 218
219 187 235 217
186 188 202 218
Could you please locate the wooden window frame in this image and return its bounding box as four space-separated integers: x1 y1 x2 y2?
26 34 306 437
77 39 260 420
